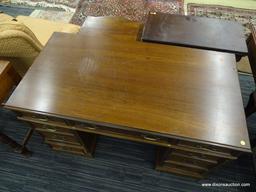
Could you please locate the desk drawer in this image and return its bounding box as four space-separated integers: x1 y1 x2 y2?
45 140 84 149
171 149 219 164
51 144 85 155
156 162 204 179
41 132 81 145
175 141 237 159
164 154 211 170
155 150 205 179
156 147 206 179
34 124 75 136
18 112 67 127
47 138 95 157
72 123 171 147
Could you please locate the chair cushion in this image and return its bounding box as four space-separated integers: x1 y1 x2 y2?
16 16 80 46
0 21 43 57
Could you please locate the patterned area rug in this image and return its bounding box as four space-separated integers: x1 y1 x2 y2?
0 3 34 17
70 0 184 26
11 0 80 12
187 3 256 38
187 3 256 74
30 9 74 22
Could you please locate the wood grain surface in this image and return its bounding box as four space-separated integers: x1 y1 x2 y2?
4 26 250 152
142 13 248 56
80 16 142 40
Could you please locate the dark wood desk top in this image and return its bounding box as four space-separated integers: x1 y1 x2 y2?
142 13 248 55
5 29 250 152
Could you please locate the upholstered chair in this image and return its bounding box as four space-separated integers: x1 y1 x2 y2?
0 13 80 76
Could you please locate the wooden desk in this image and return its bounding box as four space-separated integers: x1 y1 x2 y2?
142 13 248 60
4 17 251 178
79 16 143 41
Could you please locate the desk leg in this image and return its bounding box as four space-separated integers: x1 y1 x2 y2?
19 127 34 156
0 132 31 156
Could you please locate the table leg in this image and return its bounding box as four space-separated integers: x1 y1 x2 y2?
18 127 34 155
0 132 31 156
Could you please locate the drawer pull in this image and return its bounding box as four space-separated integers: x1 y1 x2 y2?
143 135 159 141
46 128 56 132
199 146 217 152
71 126 96 130
32 116 48 122
87 127 97 130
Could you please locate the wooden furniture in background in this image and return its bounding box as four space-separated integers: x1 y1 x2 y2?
244 24 256 171
245 25 256 117
4 17 251 178
142 12 248 61
0 60 31 155
0 60 20 102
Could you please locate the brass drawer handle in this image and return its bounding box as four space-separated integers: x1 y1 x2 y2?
143 135 159 141
46 128 56 132
31 115 48 122
87 127 97 130
199 146 217 152
71 126 96 130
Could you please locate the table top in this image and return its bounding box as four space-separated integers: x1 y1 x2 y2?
142 13 248 55
5 19 250 152
80 16 142 40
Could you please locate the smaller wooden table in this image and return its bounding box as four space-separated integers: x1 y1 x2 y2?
142 12 248 60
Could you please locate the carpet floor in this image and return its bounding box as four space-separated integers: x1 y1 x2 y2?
29 9 74 22
0 3 34 17
0 74 256 192
10 0 77 12
70 0 184 25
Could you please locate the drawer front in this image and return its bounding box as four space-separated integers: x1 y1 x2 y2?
40 131 81 145
171 149 219 164
156 147 206 179
156 162 204 179
178 141 231 154
18 112 68 127
163 161 206 173
165 153 212 170
33 123 75 136
18 113 171 147
175 141 237 159
73 122 171 147
45 140 84 149
52 145 85 155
